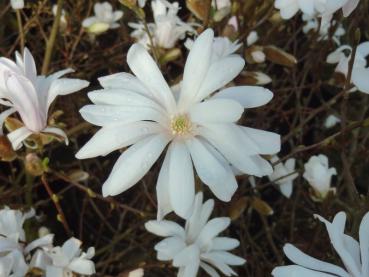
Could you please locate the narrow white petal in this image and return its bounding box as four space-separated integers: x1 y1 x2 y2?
359 212 369 276
173 244 200 267
154 237 186 261
240 127 281 155
200 262 221 277
196 218 230 249
211 237 240 251
145 220 185 238
7 127 33 150
102 134 169 196
203 251 245 266
352 68 369 94
272 265 338 277
43 127 69 145
156 151 173 220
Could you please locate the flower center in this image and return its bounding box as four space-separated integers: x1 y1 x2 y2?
170 114 192 136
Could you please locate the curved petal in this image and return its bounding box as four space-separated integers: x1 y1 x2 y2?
154 237 186 261
168 141 195 219
196 217 230 249
240 127 281 155
102 134 170 197
200 262 220 277
342 0 359 17
212 86 273 108
7 127 33 150
0 108 16 135
210 237 240 251
156 151 173 220
144 220 185 239
272 265 338 277
173 244 200 267
127 44 176 113
43 127 69 145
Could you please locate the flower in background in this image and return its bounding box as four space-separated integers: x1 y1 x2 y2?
82 2 123 34
52 4 67 28
272 211 369 277
303 154 336 200
11 0 24 10
0 48 89 150
302 15 345 44
212 0 232 22
138 0 146 8
326 42 369 93
324 114 340 128
246 31 259 46
77 28 280 219
129 0 196 49
268 156 298 198
145 193 245 276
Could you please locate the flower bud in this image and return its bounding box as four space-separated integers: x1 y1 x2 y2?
25 153 45 177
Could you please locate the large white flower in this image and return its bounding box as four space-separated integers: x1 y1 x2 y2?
0 48 89 150
145 193 245 276
326 42 369 93
268 156 298 198
82 2 123 34
129 0 196 49
303 154 336 200
76 28 280 219
272 211 369 277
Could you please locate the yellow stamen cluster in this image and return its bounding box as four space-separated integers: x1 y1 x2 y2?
170 114 192 136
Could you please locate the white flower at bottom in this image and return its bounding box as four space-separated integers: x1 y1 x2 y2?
145 193 245 277
76 28 280 219
303 154 336 199
272 211 369 277
268 156 298 198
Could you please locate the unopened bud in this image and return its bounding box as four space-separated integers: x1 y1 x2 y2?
25 153 45 176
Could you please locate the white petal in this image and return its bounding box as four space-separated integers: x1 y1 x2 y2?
168 141 195 219
127 44 175 113
154 237 186 261
202 251 245 266
283 243 350 277
43 127 69 145
76 122 163 159
46 266 64 277
240 127 281 155
359 211 369 276
68 258 96 274
342 0 359 17
211 237 240 251
173 244 200 267
24 234 54 253
7 127 33 150
189 99 244 124
272 265 338 277
62 237 82 261
186 138 238 201
212 86 273 108
0 108 16 135
178 29 214 111
102 134 169 196
196 218 230 249
200 262 221 277
201 252 237 276
297 0 315 15
179 260 200 277
23 48 37 84
156 151 173 220
144 220 185 238
352 67 369 94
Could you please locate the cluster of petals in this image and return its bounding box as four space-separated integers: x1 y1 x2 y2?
82 2 123 34
273 211 369 277
303 154 337 200
129 0 196 49
0 207 95 277
0 48 89 150
268 156 298 198
326 42 369 94
76 28 280 219
145 192 245 277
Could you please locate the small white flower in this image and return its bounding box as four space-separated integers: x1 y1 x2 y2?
303 154 336 199
324 114 341 128
326 42 369 93
272 211 369 277
11 0 24 10
0 48 89 150
145 193 246 276
82 2 123 34
129 0 196 49
77 29 280 219
268 156 298 198
44 237 95 277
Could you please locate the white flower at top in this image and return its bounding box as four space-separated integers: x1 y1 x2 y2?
303 154 336 200
129 0 196 49
76 28 280 219
268 156 298 198
11 0 24 10
145 193 246 276
326 42 369 94
272 211 369 277
0 48 89 150
82 2 123 34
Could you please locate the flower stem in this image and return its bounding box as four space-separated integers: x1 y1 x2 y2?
15 10 24 52
41 0 64 75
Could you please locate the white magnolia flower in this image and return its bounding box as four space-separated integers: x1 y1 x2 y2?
326 42 369 93
82 2 123 34
272 211 369 277
11 0 24 10
129 0 196 49
0 206 34 242
302 14 345 44
268 156 298 198
145 193 246 276
303 154 336 199
0 48 89 150
324 114 341 128
77 29 280 219
42 238 95 277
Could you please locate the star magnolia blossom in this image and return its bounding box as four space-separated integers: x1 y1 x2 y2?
76 28 280 219
302 15 345 44
82 2 123 34
268 156 298 198
11 0 24 9
303 154 337 199
145 193 246 276
0 48 89 150
326 42 369 94
272 211 369 277
129 0 196 49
